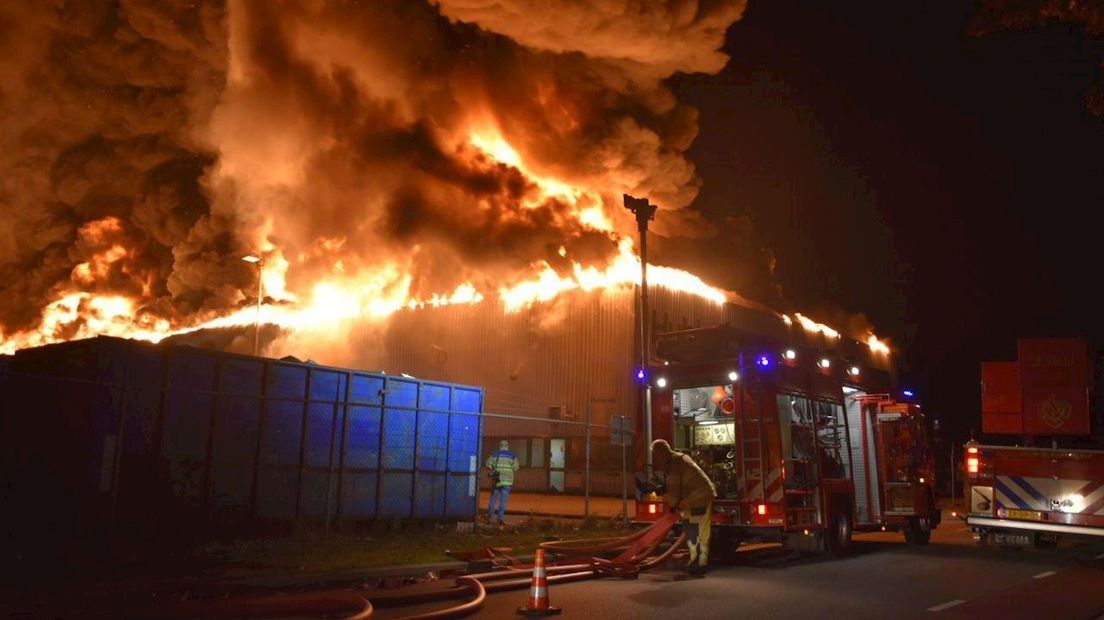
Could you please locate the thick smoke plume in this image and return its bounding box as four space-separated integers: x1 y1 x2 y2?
972 0 1104 116
1 0 747 346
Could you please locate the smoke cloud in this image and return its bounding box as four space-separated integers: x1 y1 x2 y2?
0 0 747 344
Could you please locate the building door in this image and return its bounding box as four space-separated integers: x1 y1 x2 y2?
549 438 566 492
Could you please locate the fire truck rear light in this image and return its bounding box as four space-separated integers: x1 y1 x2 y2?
967 447 978 455
648 503 657 514
757 503 767 516
967 456 979 474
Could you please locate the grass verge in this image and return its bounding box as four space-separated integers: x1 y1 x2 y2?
194 517 634 578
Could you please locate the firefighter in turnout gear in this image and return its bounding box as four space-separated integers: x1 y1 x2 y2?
651 439 718 574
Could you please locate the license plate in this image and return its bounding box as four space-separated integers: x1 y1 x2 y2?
1005 509 1042 521
991 531 1033 547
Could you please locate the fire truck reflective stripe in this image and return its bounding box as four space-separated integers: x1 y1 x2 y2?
995 478 1033 510
1068 480 1104 513
1073 479 1104 498
765 468 783 502
745 468 783 502
1083 492 1104 516
995 475 1066 511
994 476 1104 515
1075 481 1104 515
1009 476 1048 507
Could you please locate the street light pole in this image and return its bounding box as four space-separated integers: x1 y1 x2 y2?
242 255 264 356
623 194 657 474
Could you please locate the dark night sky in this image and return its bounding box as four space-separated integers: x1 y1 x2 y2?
675 1 1104 443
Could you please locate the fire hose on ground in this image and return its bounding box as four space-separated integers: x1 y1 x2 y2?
154 512 686 620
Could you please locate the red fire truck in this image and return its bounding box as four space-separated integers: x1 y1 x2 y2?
964 337 1104 547
964 442 1104 547
635 325 940 557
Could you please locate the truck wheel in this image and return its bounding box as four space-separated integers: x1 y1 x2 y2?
904 517 931 545
826 504 853 557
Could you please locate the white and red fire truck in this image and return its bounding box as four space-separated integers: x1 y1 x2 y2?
964 337 1104 547
634 325 940 557
964 442 1104 547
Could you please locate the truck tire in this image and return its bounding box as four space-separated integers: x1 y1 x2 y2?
904 516 932 545
825 502 853 557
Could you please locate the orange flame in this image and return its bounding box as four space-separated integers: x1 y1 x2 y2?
499 238 727 312
866 333 890 355
0 130 888 358
793 312 841 340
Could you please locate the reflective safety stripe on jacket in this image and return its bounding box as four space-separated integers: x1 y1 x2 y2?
486 450 520 487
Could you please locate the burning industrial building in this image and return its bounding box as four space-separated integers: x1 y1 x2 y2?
0 1 898 492
1 0 766 352
1 0 905 511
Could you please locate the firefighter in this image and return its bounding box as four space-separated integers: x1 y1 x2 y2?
651 439 718 574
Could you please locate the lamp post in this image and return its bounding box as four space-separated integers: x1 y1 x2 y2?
242 255 263 356
623 194 657 474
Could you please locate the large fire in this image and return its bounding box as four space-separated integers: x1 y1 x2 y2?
0 129 889 357
0 1 892 360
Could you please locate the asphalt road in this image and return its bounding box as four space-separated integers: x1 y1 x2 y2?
12 517 1102 618
402 520 1104 620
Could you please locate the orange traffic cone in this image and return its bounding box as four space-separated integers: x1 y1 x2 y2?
516 548 561 616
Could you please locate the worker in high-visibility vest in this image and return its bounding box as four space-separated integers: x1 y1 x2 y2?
485 440 520 525
651 439 717 574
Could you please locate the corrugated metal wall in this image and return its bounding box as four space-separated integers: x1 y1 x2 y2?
365 286 752 430
361 284 889 429
372 288 639 428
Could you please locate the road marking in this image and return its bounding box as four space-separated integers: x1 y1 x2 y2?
1095 553 1104 560
927 600 966 612
1032 571 1057 579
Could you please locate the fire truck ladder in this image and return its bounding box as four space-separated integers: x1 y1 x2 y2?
783 398 819 526
739 407 766 503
